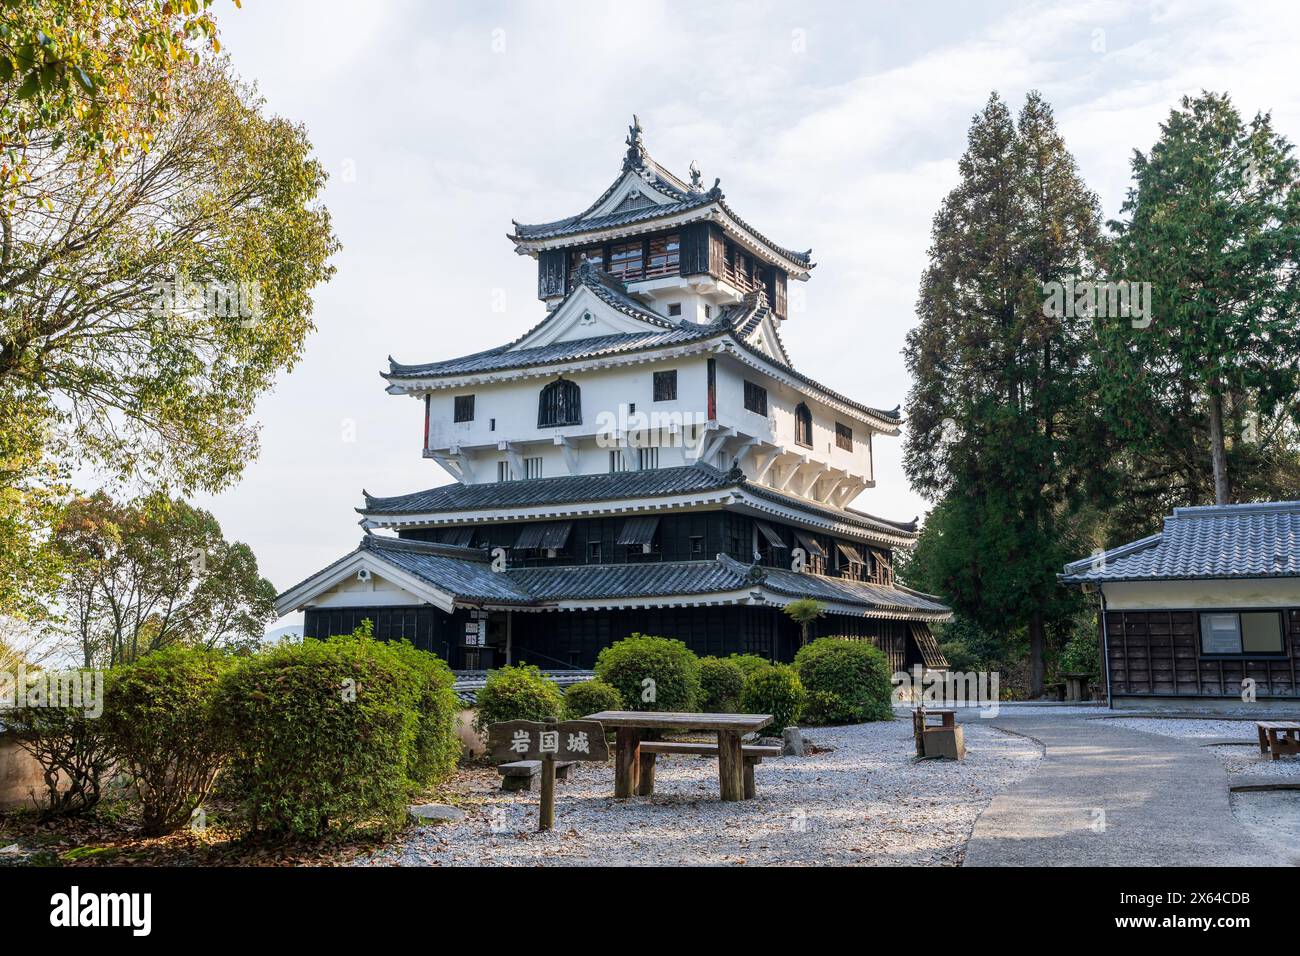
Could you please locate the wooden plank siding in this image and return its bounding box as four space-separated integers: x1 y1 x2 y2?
1105 608 1300 698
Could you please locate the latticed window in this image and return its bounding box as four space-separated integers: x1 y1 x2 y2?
794 403 813 447
743 380 767 415
653 369 677 402
453 394 475 422
524 457 543 480
638 446 659 470
608 240 645 282
645 234 680 278
538 378 581 427
836 421 853 451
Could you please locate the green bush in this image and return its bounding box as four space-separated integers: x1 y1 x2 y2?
102 646 233 836
5 675 112 820
383 639 461 787
473 664 564 734
216 636 418 840
739 664 806 734
594 634 700 712
698 657 745 712
726 653 771 679
563 679 623 720
794 638 893 725
1058 617 1101 676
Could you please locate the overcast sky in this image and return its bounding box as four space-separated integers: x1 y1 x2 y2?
198 0 1300 633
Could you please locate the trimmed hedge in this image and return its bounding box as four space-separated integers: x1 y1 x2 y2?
594 634 700 712
473 664 564 734
794 637 893 725
102 647 233 836
5 676 112 820
564 679 623 720
739 664 806 734
216 636 418 839
698 657 745 713
383 639 462 786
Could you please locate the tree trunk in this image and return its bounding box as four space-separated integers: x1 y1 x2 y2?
1207 389 1231 505
1028 609 1046 698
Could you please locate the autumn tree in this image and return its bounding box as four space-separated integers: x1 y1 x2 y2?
1099 91 1300 508
903 92 1110 697
0 3 336 614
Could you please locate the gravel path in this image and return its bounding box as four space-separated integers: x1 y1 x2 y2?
360 720 1041 867
1107 717 1300 779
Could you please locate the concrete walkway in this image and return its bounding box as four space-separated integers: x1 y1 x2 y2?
964 715 1291 867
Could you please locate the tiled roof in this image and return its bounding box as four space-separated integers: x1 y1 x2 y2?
386 325 715 380
345 536 951 617
507 560 749 601
359 463 918 544
512 195 712 242
359 536 532 603
361 464 738 516
1061 500 1300 583
721 556 950 615
508 122 813 270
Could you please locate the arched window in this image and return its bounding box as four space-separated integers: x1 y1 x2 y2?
538 378 582 428
794 402 813 448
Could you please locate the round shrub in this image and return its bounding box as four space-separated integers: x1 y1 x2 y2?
698 657 745 713
102 646 233 836
726 653 771 680
383 639 461 787
794 637 893 725
473 664 564 734
594 633 700 712
739 663 806 734
564 679 623 720
216 636 418 839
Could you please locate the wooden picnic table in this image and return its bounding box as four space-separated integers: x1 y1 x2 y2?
585 710 773 802
1256 721 1300 760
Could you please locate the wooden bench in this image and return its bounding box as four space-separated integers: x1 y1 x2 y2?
497 759 575 791
639 741 783 799
1256 721 1300 761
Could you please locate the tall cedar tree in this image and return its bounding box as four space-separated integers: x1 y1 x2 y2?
903 92 1110 696
1100 91 1300 510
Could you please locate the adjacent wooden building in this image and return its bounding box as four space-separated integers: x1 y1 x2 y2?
1061 501 1300 705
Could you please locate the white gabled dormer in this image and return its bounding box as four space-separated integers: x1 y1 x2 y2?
511 261 675 350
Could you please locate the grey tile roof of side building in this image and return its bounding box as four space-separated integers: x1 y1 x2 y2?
1060 500 1300 583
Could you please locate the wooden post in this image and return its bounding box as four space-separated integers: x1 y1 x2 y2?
539 717 557 831
614 727 641 798
636 749 656 796
742 758 756 800
717 730 744 801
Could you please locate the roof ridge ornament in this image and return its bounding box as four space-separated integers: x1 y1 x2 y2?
624 114 647 170
688 159 705 193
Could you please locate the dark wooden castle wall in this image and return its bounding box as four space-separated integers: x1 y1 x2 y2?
1104 608 1300 698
